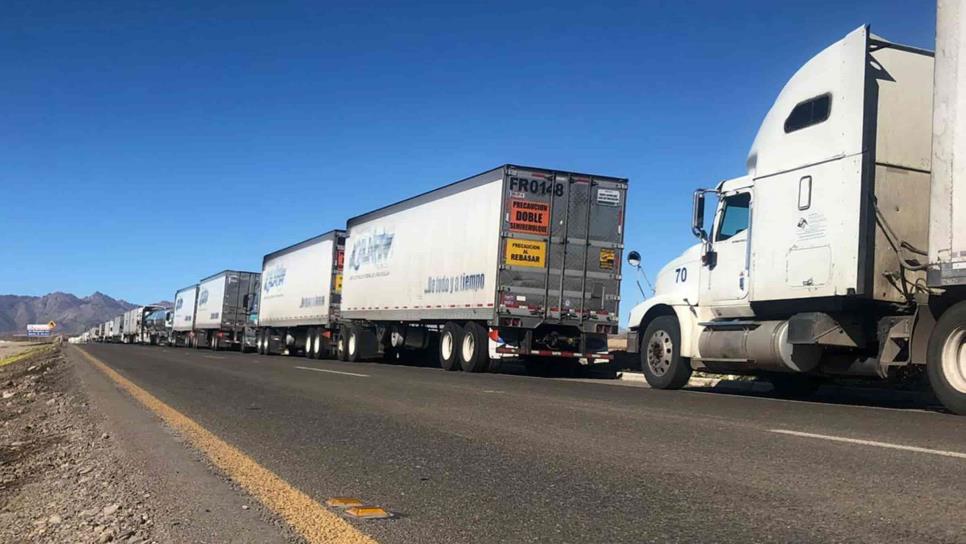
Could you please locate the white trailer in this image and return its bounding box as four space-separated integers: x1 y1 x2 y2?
170 284 199 347
121 305 166 344
339 164 628 372
193 270 260 351
111 316 123 342
255 230 346 358
626 7 966 414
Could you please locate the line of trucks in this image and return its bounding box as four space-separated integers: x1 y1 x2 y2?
77 2 966 414
82 165 629 374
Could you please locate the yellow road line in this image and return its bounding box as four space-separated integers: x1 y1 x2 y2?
74 346 378 544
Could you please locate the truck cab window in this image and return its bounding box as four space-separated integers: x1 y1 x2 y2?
716 192 751 242
783 93 831 133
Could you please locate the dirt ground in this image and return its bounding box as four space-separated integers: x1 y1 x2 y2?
0 346 161 543
0 341 48 362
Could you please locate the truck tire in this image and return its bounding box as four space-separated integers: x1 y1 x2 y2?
308 329 319 359
304 330 314 358
211 335 220 351
346 325 362 363
640 316 691 389
927 301 966 415
439 322 463 371
459 321 490 373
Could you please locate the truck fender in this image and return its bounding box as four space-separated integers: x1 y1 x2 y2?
630 297 700 359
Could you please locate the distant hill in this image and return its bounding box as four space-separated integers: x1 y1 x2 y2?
0 292 137 335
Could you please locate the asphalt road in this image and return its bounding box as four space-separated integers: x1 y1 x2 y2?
78 344 966 544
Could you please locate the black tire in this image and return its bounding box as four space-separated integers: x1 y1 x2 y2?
346 325 362 363
211 334 220 351
459 321 490 373
308 329 319 359
304 329 315 359
438 322 463 371
767 374 822 398
640 316 691 389
257 330 265 355
927 301 966 415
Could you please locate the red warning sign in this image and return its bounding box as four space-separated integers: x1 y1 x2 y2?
508 199 550 235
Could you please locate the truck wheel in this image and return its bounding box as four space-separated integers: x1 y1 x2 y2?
439 322 463 371
308 329 319 359
927 301 966 415
640 316 691 389
304 331 313 358
459 321 490 373
211 335 220 351
346 325 362 362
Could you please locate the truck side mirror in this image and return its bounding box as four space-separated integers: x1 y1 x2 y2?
692 190 707 241
627 250 641 268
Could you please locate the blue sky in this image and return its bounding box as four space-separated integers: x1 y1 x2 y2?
0 1 935 321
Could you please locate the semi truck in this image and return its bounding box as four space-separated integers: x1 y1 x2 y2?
626 7 966 414
193 270 260 351
338 164 628 372
121 305 166 344
256 230 346 358
171 284 198 347
143 308 173 345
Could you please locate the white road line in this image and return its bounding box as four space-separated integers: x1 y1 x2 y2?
203 355 225 360
294 366 369 378
769 429 966 460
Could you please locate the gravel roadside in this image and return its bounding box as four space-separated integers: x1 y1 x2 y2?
0 345 162 543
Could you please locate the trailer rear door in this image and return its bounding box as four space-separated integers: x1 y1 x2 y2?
498 166 626 330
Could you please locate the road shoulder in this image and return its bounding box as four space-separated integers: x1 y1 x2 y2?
66 345 296 543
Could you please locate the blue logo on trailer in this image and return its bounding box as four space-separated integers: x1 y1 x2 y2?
198 288 209 306
349 229 395 271
175 297 183 310
263 265 287 294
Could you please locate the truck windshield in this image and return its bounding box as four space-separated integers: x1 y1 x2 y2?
716 192 751 241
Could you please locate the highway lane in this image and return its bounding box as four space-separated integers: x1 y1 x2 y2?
78 344 966 544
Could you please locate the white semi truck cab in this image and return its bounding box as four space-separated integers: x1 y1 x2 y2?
626 3 966 414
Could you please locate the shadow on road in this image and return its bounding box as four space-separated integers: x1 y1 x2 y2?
687 379 947 413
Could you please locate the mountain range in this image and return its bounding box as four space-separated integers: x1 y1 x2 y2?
0 292 140 336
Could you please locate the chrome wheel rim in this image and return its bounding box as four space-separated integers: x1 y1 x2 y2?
941 327 966 393
647 330 673 377
348 332 357 357
462 332 475 362
441 331 454 361
313 333 321 356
